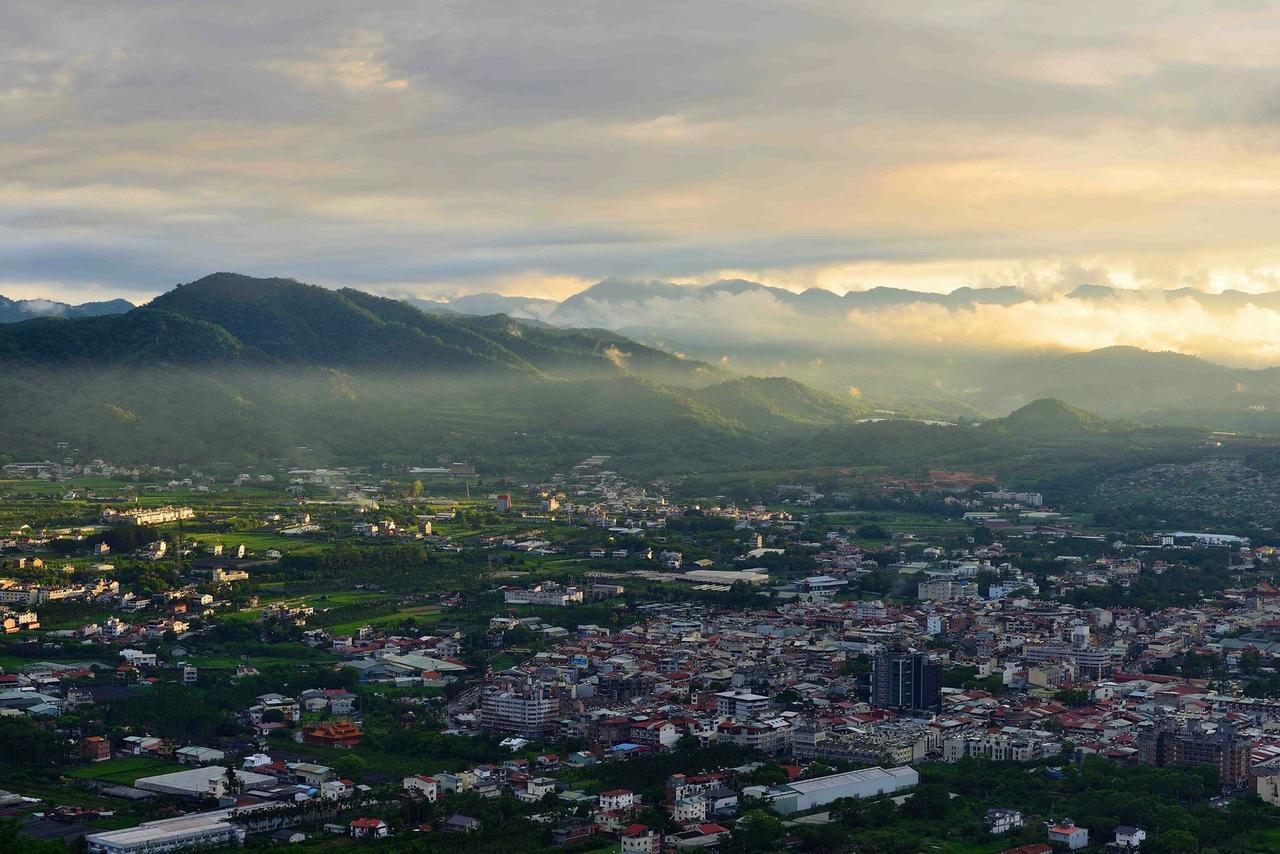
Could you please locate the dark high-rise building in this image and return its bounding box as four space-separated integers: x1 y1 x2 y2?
872 649 941 712
1137 719 1251 788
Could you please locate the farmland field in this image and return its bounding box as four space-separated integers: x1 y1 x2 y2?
65 756 186 785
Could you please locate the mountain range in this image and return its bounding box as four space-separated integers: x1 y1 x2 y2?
0 274 877 468
12 274 1280 431
1 272 1276 502
404 279 1280 428
0 294 132 324
406 279 1280 325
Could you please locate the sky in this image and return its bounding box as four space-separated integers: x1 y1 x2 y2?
6 1 1280 308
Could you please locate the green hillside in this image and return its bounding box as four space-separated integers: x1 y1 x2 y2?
986 398 1111 438
0 274 826 469
691 376 868 432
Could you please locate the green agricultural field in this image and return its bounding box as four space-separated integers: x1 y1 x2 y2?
187 530 327 556
323 604 443 635
0 776 128 809
65 756 186 785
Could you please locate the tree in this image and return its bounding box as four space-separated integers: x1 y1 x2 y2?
223 764 243 796
334 753 367 784
732 810 786 852
903 782 950 818
857 523 889 540
1054 688 1091 707
1156 829 1199 853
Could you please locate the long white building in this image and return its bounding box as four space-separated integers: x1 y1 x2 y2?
768 765 918 815
86 809 245 854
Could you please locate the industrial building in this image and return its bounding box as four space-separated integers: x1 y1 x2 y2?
133 766 275 800
766 765 919 815
86 809 246 854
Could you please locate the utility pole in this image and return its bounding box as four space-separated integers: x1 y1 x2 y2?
175 516 185 575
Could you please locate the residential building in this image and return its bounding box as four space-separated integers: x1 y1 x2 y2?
872 650 941 713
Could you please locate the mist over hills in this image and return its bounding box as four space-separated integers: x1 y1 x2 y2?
11 274 1280 433
0 273 880 468
408 278 1280 429
4 272 1280 496
0 294 132 323
413 278 1280 326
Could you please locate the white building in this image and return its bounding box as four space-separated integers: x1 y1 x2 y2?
599 788 636 812
134 766 274 800
985 808 1025 835
502 582 584 607
715 690 771 719
1114 826 1147 849
86 807 252 853
402 775 439 801
1048 822 1089 850
769 766 918 815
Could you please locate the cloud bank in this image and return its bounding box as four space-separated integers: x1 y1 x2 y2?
5 1 1280 308
537 279 1280 368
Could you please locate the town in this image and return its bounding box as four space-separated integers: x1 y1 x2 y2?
2 457 1280 853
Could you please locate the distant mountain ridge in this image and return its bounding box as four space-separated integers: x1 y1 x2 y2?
0 273 715 385
0 294 132 323
399 278 1280 327
0 273 897 466
14 273 1280 437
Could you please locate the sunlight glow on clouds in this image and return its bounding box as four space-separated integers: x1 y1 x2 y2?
3 0 1280 364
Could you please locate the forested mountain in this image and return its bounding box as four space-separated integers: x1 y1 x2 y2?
0 294 132 323
0 274 864 468
0 273 1271 498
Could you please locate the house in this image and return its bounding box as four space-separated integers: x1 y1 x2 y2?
986 808 1025 835
120 735 164 755
175 746 225 766
526 777 558 799
671 796 707 823
599 788 636 812
321 779 353 800
433 771 475 794
402 775 439 802
287 762 334 786
621 824 661 854
1114 826 1147 849
80 736 111 762
667 822 732 849
270 829 307 844
349 818 389 839
1048 821 1089 850
443 814 483 834
251 693 301 723
551 821 600 847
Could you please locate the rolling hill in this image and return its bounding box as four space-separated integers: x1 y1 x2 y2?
0 273 871 468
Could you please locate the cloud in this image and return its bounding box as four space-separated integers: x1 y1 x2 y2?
601 345 630 370
5 1 1280 305
498 275 1280 369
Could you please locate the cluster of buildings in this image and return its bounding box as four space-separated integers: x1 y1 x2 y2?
100 505 195 526
451 572 1280 805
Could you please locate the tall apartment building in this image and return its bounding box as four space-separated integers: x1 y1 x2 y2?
480 686 562 739
1137 719 1251 788
872 649 941 713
